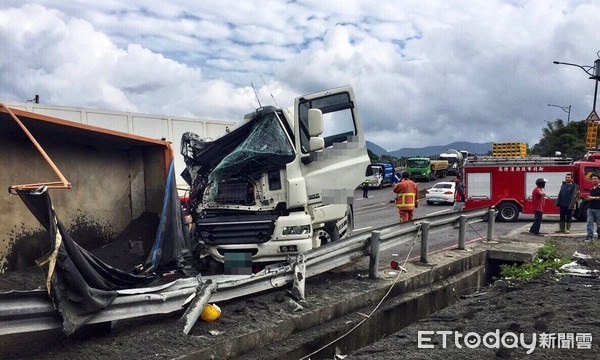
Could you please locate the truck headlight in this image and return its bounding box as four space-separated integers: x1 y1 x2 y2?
282 225 311 235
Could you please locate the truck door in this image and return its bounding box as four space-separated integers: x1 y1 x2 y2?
290 86 370 224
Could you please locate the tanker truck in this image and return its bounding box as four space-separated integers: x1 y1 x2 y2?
440 149 465 176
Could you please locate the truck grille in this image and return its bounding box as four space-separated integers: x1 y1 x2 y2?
196 212 277 245
214 182 253 205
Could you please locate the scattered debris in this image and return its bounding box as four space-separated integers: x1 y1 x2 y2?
573 251 593 260
287 299 304 312
559 251 600 278
356 311 371 319
460 291 487 299
334 346 347 359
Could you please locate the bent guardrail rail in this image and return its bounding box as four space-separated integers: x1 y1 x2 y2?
0 207 492 336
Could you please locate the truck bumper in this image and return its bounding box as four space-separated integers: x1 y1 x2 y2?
202 211 314 263
206 238 313 263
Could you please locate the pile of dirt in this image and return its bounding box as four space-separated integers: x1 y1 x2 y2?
0 212 159 291
5 268 371 360
91 212 159 271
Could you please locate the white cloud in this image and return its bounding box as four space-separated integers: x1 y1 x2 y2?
2 0 600 152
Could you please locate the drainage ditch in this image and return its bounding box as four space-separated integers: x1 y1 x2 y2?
234 251 525 360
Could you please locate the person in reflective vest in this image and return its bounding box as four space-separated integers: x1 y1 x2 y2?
393 172 419 222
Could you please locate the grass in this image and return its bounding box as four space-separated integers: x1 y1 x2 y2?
499 242 571 282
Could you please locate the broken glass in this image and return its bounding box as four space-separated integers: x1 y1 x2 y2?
205 112 295 201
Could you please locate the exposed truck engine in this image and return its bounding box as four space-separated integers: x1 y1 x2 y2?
180 86 370 267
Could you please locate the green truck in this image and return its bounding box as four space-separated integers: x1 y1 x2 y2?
406 157 449 181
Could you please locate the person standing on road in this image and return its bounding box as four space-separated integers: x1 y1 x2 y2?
585 174 600 241
529 178 546 235
555 173 579 234
452 175 466 212
361 180 370 199
393 172 419 222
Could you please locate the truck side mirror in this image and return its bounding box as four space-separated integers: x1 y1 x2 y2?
308 108 324 151
309 137 324 151
308 108 323 136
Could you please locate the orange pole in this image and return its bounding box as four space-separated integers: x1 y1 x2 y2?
1 104 71 191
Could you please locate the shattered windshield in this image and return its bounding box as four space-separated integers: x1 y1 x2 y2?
206 111 295 200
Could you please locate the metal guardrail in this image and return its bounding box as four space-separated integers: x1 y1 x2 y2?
0 207 492 336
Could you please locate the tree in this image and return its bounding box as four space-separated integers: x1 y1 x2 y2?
367 149 380 162
379 154 398 164
530 119 587 160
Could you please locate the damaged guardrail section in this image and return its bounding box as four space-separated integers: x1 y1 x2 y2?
0 207 492 336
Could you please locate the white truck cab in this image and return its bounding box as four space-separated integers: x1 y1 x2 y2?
180 86 370 265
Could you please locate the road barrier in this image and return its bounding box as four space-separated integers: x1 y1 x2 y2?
0 207 493 336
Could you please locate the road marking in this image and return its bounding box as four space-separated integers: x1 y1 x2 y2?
427 209 451 216
354 203 394 215
353 226 373 233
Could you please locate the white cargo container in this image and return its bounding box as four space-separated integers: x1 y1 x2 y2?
1 100 235 190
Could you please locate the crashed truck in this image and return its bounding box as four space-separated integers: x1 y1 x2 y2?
180 86 370 267
0 87 368 339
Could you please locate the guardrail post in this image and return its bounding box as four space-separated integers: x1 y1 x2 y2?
290 253 306 301
369 231 381 279
458 215 467 249
487 208 496 241
420 221 430 263
180 279 217 335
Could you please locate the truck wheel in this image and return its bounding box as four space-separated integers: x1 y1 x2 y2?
345 205 353 237
336 205 353 238
379 181 383 190
316 223 340 246
496 203 519 222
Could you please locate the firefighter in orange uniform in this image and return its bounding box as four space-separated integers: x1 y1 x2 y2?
393 172 419 222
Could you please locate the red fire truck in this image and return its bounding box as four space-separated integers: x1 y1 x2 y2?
464 153 600 221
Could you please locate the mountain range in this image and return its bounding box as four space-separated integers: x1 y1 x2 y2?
366 141 494 158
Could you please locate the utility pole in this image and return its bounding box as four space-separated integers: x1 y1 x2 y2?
554 52 600 150
547 104 571 124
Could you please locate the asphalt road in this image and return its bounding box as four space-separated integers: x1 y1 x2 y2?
351 177 550 270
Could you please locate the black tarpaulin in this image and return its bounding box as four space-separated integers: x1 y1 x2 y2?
15 159 191 334
17 188 153 334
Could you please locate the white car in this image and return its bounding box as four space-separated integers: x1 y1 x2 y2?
425 182 455 205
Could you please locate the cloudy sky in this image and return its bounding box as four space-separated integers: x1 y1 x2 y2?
1 1 600 151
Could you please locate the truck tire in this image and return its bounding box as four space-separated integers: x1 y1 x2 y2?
496 203 520 222
345 205 353 237
316 222 340 246
379 180 383 190
336 205 354 238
